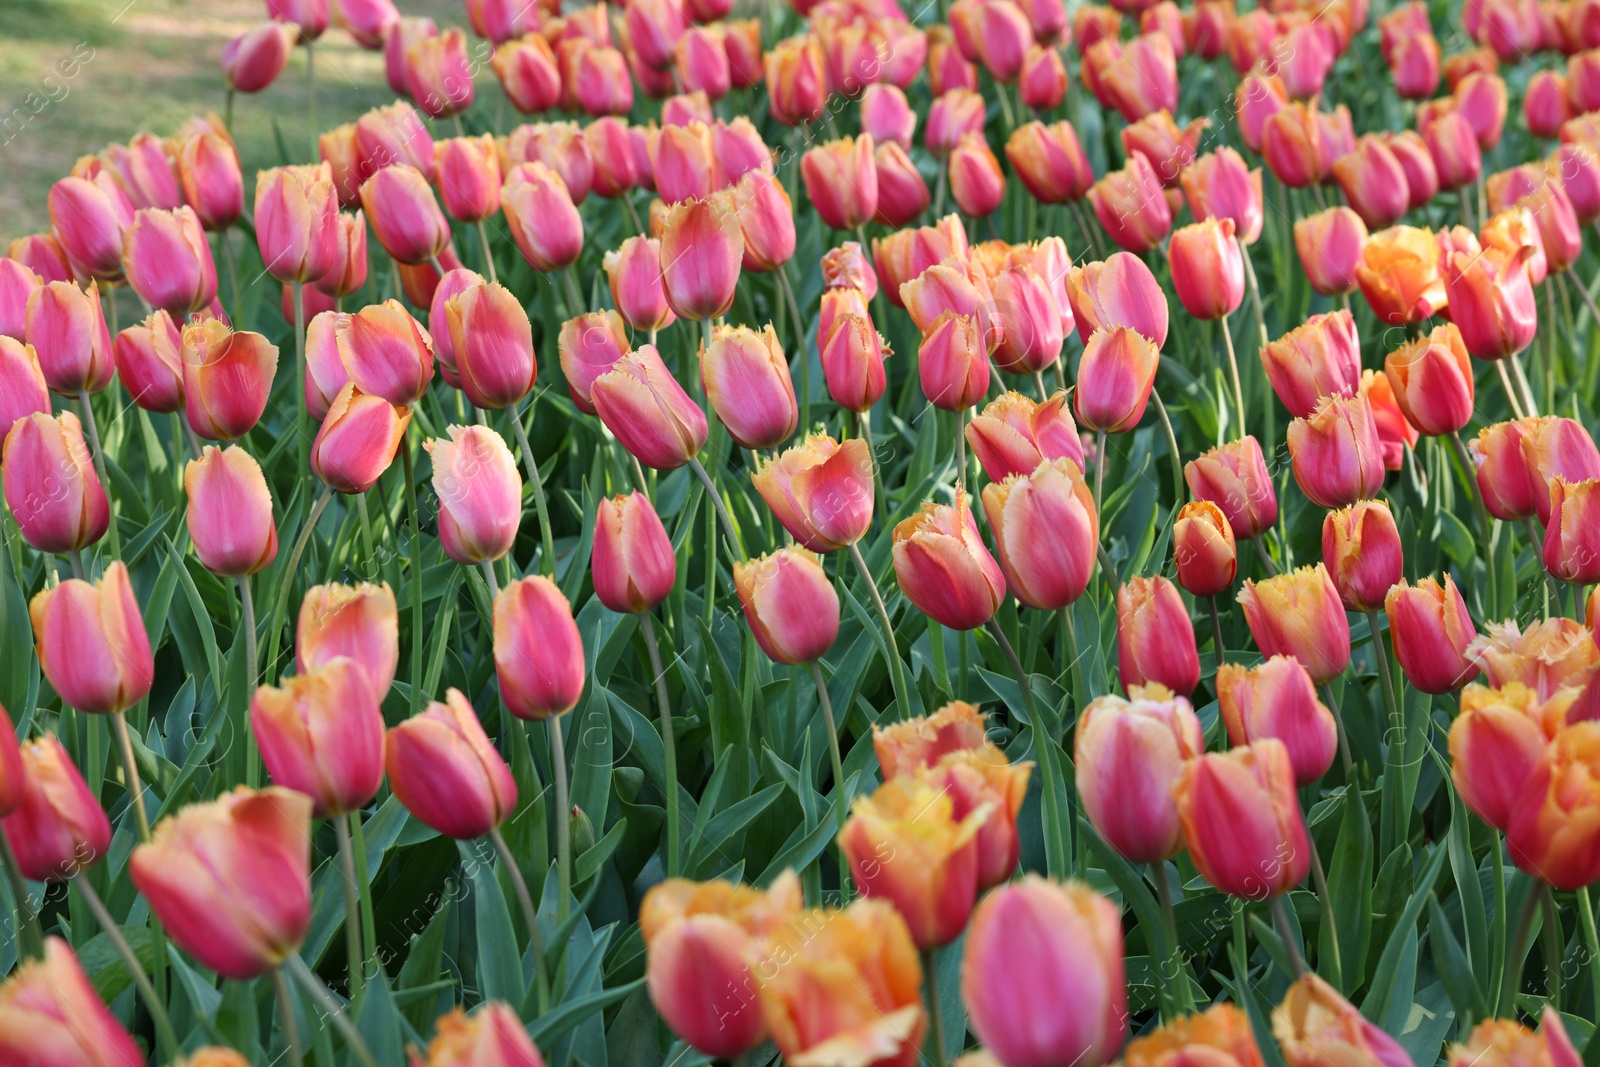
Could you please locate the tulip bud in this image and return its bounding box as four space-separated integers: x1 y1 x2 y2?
1448 682 1565 832
1120 111 1206 189
312 382 412 494
8 233 72 284
1274 974 1416 1067
603 237 675 335
555 309 629 416
1258 310 1361 422
1384 575 1481 695
990 263 1066 377
764 35 826 126
1075 683 1204 864
255 163 339 284
2 411 108 555
900 256 996 336
439 282 536 412
1287 393 1387 509
386 688 517 840
0 258 39 343
0 736 111 881
1360 369 1416 472
184 445 279 577
1184 436 1278 541
171 131 244 234
732 169 796 273
1522 415 1600 525
121 206 218 315
298 582 398 698
1173 499 1237 598
433 135 501 223
1019 45 1067 109
130 787 311 979
802 135 879 232
501 162 584 272
1526 71 1573 139
494 576 586 721
675 25 730 99
1260 103 1324 189
1320 499 1403 614
359 164 450 267
570 44 635 117
413 1003 548 1067
1441 243 1537 362
0 337 50 440
1380 323 1473 438
426 424 521 566
873 141 932 228
25 280 113 397
406 28 475 118
591 345 708 471
981 457 1099 611
584 116 639 201
651 122 715 205
1117 575 1201 696
251 658 383 817
593 491 676 614
966 390 1085 483
1066 251 1168 346
1176 738 1311 899
963 877 1126 1067
915 311 990 413
303 310 352 422
1445 1008 1582 1067
491 34 562 114
1471 428 1540 525
659 194 743 321
1294 206 1369 297
333 299 433 406
0 936 148 1066
384 18 439 95
949 133 1008 218
1544 478 1600 585
222 21 296 92
1356 224 1447 325
1181 148 1263 247
699 324 797 450
1168 217 1245 320
1219 656 1339 787
818 309 888 413
313 211 368 300
893 492 1007 631
1005 120 1096 205
1507 722 1600 889
1089 153 1173 253
1238 564 1351 685
181 318 278 441
752 434 874 553
1074 325 1159 434
733 547 841 665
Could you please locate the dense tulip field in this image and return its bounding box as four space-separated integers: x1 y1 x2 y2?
11 0 1600 1063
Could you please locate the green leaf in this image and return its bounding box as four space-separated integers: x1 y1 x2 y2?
1362 844 1447 1022
1323 786 1372 996
1428 893 1488 1022
357 970 407 1067
528 979 646 1044
461 839 525 1008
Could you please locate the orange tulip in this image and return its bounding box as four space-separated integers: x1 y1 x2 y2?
0 937 144 1065
1076 684 1204 863
1507 722 1600 889
1123 1005 1265 1067
1448 682 1570 832
1445 1010 1583 1067
1238 564 1351 685
1468 617 1600 700
1174 499 1236 598
764 35 826 126
1273 974 1416 1067
413 1003 548 1067
1356 225 1448 325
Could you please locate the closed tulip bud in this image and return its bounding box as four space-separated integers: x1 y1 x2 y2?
818 312 888 413
967 390 1086 482
1174 500 1237 598
872 141 931 228
764 35 825 126
255 163 339 284
841 773 986 949
1121 111 1207 189
1066 251 1168 346
334 299 433 405
1390 31 1441 99
727 169 795 273
599 243 671 339
860 83 916 149
312 382 412 493
650 121 715 205
1261 104 1324 189
1526 72 1573 139
1456 71 1508 149
1331 137 1410 229
383 17 438 93
1448 682 1566 832
0 936 147 1066
501 162 583 272
1382 130 1440 210
304 309 352 421
1168 217 1245 320
494 576 586 721
1294 206 1369 297
659 195 743 320
918 311 992 412
1544 478 1600 584
734 547 841 665
873 215 970 306
1234 70 1289 153
313 212 367 300
490 34 561 114
1384 575 1481 694
1185 436 1278 540
1360 369 1416 471
1181 147 1264 245
990 265 1064 374
963 877 1126 1067
0 337 48 443
1074 325 1159 434
893 492 1007 631
639 876 802 1059
752 434 874 553
1321 499 1403 613
1117 575 1201 696
8 233 73 284
901 256 996 337
1075 684 1204 863
184 445 278 577
130 787 311 979
406 28 474 118
1089 153 1173 253
1383 323 1474 437
121 206 217 315
584 117 639 201
982 457 1099 610
0 737 111 881
1005 120 1096 205
427 425 521 566
1018 45 1067 109
1471 418 1542 520
418 1002 549 1067
1274 974 1415 1067
1517 186 1583 276
1507 722 1600 889
624 0 685 69
802 134 879 232
268 0 328 40
251 659 383 817
337 0 397 47
359 164 450 267
25 280 113 396
1259 309 1361 420
1238 564 1351 685
180 318 277 441
1423 108 1483 190
222 21 296 91
1551 142 1600 224
32 561 151 718
1219 657 1337 786
1441 243 1537 360
948 133 1007 219
297 582 398 697
1315 106 1356 179
0 259 39 342
2 412 108 555
175 130 244 230
432 135 501 223
555 309 629 415
592 345 708 471
570 44 635 116
592 491 676 614
1176 739 1311 898
1102 32 1179 121
699 324 796 450
675 25 730 99
1522 415 1600 525
319 122 367 207
924 86 986 156
386 688 517 839
440 284 535 412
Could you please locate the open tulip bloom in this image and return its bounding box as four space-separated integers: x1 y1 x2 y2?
12 5 1600 1067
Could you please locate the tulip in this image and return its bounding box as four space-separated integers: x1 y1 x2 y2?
0 259 39 343
1288 392 1386 508
893 492 1007 631
1390 32 1441 99
500 162 583 273
338 0 398 47
1167 218 1245 321
918 312 992 412
1172 500 1237 599
751 434 874 553
49 169 135 283
858 83 916 150
0 937 145 1065
592 491 676 615
1506 722 1600 889
1448 683 1566 831
304 310 352 422
988 264 1064 375
555 309 629 416
1293 206 1369 297
872 142 931 228
29 560 151 718
1330 137 1410 229
1526 72 1574 139
624 0 685 69
1382 323 1474 438
1005 121 1095 205
948 133 1007 219
967 390 1086 482
251 658 383 817
1359 368 1415 472
386 688 517 839
1258 309 1361 420
0 337 48 443
1234 71 1289 153
1238 564 1351 685
732 547 840 666
1544 477 1600 584
311 382 411 494
900 256 996 336
130 787 311 979
309 214 365 302
427 425 522 567
873 215 970 306
268 0 328 39
591 346 708 471
1184 436 1278 541
1456 71 1509 149
1441 243 1537 362
183 444 278 578
757 899 925 1067
819 311 888 413
432 135 501 223
181 318 278 441
1261 104 1324 189
659 195 743 321
1383 575 1481 695
1319 499 1403 615
1181 147 1264 245
1121 111 1207 189
222 21 296 92
1470 619 1599 705
1220 658 1338 789
331 301 433 407
384 17 439 94
0 737 111 881
1074 326 1159 434
801 135 878 232
585 117 640 201
841 774 985 950
675 26 731 100
494 575 585 721
1175 738 1311 898
405 28 474 118
568 44 634 116
1088 153 1172 253
873 701 990 777
1273 974 1416 1067
439 284 537 414
732 169 796 273
597 245 671 341
255 163 339 285
1117 575 1200 695
7 234 72 284
699 324 797 450
981 457 1099 610
1382 131 1441 211
1421 108 1484 193
1470 418 1542 521
1516 184 1583 276
319 123 367 207
120 206 217 316
2 412 108 555
412 1003 547 1067
1551 142 1600 224
1076 683 1205 864
25 280 113 396
175 130 245 230
1445 1009 1583 1067
1522 415 1600 524
490 34 561 114
358 164 449 268
650 122 715 205
926 89 988 160
765 35 826 126
297 582 398 697
1016 45 1066 109
1066 251 1168 346
1101 32 1179 121
356 100 436 183
962 877 1126 1067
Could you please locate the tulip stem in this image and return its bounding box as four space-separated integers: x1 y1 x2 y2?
333 813 366 1008
1448 430 1500 617
400 433 424 716
266 485 333 682
1267 895 1307 977
1092 430 1107 517
620 194 644 236
1364 608 1402 779
1509 352 1540 417
348 811 378 984
562 268 586 317
67 549 85 581
223 86 234 136
1317 684 1355 781
1251 537 1280 576
1150 393 1185 505
1540 280 1558 417
1218 314 1248 439
184 419 204 461
274 968 306 1067
75 873 177 1057
475 219 498 284
1576 886 1600 1023
304 41 316 160
292 282 309 477
490 827 553 1014
1539 883 1563 1011
1240 243 1270 352
508 398 558 578
921 948 949 1067
857 409 886 527
220 226 242 321
1524 517 1564 615
1208 597 1225 669
480 559 500 598
987 619 1069 877
954 407 968 491
1031 370 1048 402
1502 880 1541 1017
75 390 121 560
806 659 850 844
111 709 152 842
847 541 913 722
239 576 258 689
776 266 809 434
548 716 572 921
640 612 681 879
1494 361 1527 420
284 954 379 1067
0 834 42 961
687 455 745 561
1152 863 1189 1015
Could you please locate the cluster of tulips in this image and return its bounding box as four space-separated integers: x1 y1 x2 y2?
7 0 1600 1061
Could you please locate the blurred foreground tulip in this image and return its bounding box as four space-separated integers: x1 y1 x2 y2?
1 736 110 881
1273 974 1416 1067
413 1003 548 1067
386 689 517 839
1448 683 1568 832
0 937 143 1064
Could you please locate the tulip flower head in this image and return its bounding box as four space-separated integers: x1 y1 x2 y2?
1117 576 1201 696
0 736 112 882
1294 206 1369 297
1175 739 1311 899
1218 657 1340 787
25 279 113 397
185 445 279 577
752 434 874 553
444 282 538 410
298 582 399 697
1356 225 1448 325
1383 323 1474 436
385 689 518 839
30 561 153 715
593 491 677 614
1273 974 1416 1067
893 492 1007 631
1238 564 1352 685
982 457 1099 611
251 658 384 817
311 382 412 494
1074 326 1160 434
734 547 841 665
412 1002 550 1067
428 425 522 567
181 317 279 442
1448 682 1572 832
494 576 586 721
591 345 709 471
0 937 145 1065
1075 684 1204 863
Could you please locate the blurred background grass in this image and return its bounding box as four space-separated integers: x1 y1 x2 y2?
0 0 458 238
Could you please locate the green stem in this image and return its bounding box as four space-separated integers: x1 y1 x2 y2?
1093 430 1108 517
1268 894 1307 976
239 576 258 688
1501 882 1541 1018
640 612 680 879
1495 360 1528 420
507 399 557 576
76 390 121 560
922 948 949 1067
333 814 365 1007
348 811 377 982
1209 597 1226 670
490 827 552 1013
858 409 886 527
687 455 745 561
1253 536 1281 576
0 834 42 960
1219 313 1248 439
1151 393 1185 505
777 265 809 435
1492 835 1508 1013
475 219 498 284
305 40 316 160
807 659 851 891
1449 430 1500 618
1318 684 1355 781
401 432 424 716
1576 886 1600 1023
68 549 85 581
111 710 151 842
987 619 1068 876
293 282 308 478
1153 862 1189 1015
275 967 305 1067
267 486 334 681
1539 883 1562 1012
1367 608 1403 836
1241 243 1271 351
562 267 585 317
284 954 379 1067
848 541 912 721
220 226 241 323
549 716 571 921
